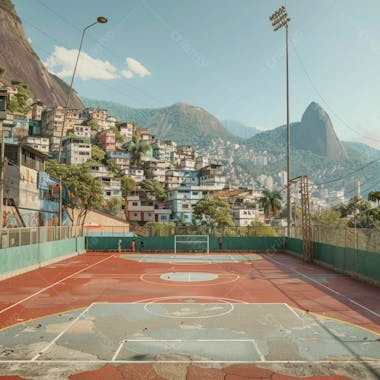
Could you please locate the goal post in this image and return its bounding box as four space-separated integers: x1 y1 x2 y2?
174 235 209 254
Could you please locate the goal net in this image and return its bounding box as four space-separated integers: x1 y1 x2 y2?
174 235 209 254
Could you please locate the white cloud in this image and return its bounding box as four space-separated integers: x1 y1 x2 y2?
121 70 134 79
27 37 32 44
125 57 151 77
44 46 118 80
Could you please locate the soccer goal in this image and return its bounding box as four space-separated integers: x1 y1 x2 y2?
174 235 209 254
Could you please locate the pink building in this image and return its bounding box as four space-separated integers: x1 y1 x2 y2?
97 129 116 152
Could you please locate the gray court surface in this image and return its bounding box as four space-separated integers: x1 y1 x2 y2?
121 253 262 263
0 302 379 364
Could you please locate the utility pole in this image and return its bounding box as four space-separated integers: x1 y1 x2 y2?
0 120 4 228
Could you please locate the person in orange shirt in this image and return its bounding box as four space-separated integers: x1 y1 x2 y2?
130 240 136 252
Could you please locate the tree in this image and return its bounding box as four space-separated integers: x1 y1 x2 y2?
140 179 166 201
368 191 380 206
91 145 105 161
193 197 234 227
83 119 98 131
259 189 282 218
312 209 346 227
107 160 122 176
110 126 124 144
102 197 124 216
7 83 32 115
121 176 136 197
45 160 103 226
127 136 151 167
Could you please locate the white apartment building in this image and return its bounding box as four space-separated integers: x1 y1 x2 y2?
73 125 91 138
121 168 145 183
24 136 49 154
119 123 134 142
232 208 258 227
62 137 91 164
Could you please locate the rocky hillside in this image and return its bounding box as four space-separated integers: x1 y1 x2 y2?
245 102 348 160
292 102 347 160
0 0 82 108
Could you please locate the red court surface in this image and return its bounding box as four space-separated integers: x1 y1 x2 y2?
0 251 379 379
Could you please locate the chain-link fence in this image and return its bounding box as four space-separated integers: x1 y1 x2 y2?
292 225 380 253
132 223 287 238
0 226 84 249
1 224 379 253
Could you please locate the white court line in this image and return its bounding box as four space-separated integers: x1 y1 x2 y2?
284 303 303 321
139 255 146 262
0 255 114 315
229 255 238 263
31 305 91 361
250 339 265 361
3 359 379 364
265 255 380 319
112 340 125 361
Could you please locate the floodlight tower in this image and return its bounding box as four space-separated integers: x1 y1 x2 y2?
269 6 292 236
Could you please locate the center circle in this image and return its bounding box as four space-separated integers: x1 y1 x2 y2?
160 272 218 282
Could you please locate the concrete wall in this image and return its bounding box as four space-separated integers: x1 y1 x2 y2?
0 237 85 279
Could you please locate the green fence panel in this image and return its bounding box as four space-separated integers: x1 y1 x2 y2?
86 236 284 252
285 238 303 256
86 236 175 252
0 237 85 277
287 238 380 283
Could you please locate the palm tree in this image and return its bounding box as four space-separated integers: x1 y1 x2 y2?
126 136 151 167
260 189 282 218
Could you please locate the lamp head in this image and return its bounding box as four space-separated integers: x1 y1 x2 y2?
97 16 108 24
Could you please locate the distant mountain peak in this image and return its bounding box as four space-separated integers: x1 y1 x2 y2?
294 102 347 160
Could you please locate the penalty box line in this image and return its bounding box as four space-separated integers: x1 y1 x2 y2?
112 338 265 362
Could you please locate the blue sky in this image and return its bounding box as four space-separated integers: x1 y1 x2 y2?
12 0 380 148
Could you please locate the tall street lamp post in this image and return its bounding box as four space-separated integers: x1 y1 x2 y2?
270 6 291 236
57 16 108 163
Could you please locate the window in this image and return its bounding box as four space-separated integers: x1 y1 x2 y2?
132 202 138 206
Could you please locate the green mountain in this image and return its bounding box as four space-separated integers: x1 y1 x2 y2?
83 98 233 146
221 120 260 139
342 141 380 161
83 97 380 195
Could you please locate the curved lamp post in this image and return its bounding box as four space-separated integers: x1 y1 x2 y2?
269 6 291 236
57 16 108 163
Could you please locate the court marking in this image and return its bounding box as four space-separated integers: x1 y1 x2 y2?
132 295 249 304
0 254 115 315
291 306 380 336
140 272 239 286
1 301 379 365
265 255 380 319
31 305 91 361
143 301 234 319
112 339 264 362
229 255 238 263
0 359 379 364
